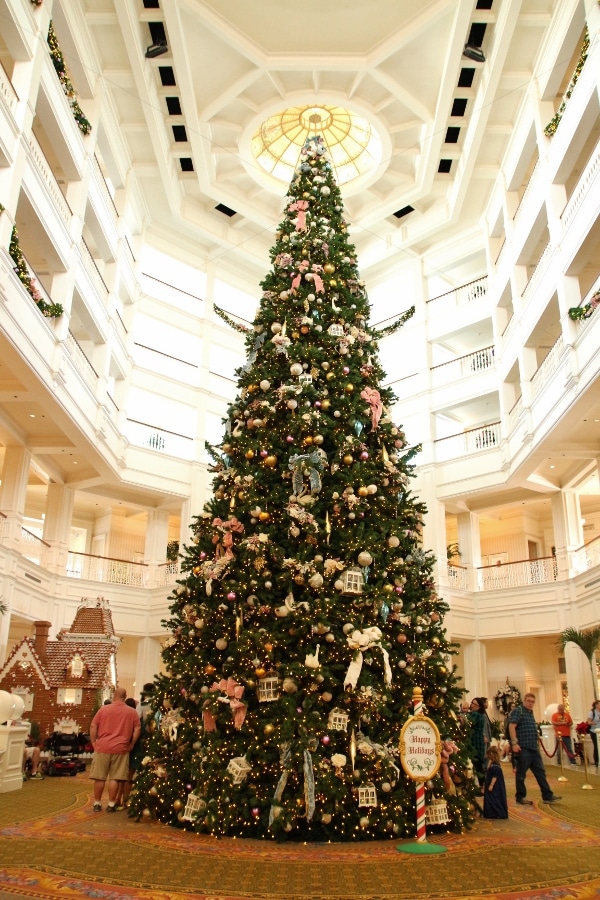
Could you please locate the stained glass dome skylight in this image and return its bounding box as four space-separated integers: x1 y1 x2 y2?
252 105 382 187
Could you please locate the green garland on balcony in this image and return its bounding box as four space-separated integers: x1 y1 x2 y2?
544 30 589 137
214 304 252 334
47 22 92 137
9 227 63 318
373 305 415 337
569 290 600 322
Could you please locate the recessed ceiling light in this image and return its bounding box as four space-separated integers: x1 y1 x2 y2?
29 413 35 418
550 465 555 469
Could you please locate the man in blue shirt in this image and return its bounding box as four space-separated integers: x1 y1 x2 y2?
508 693 561 805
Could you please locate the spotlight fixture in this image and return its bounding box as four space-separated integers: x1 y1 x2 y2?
145 40 168 59
463 42 485 63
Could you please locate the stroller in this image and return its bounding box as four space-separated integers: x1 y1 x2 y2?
43 732 88 777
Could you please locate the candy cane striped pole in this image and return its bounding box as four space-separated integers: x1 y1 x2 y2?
413 688 427 843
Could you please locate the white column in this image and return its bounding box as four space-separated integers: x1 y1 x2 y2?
0 446 31 544
564 641 595 728
144 509 170 565
416 466 446 585
134 637 162 699
42 483 75 575
462 639 488 700
551 490 583 579
457 511 482 591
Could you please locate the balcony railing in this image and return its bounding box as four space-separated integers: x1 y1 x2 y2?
427 275 488 313
27 133 72 230
571 534 600 576
66 552 148 586
447 564 469 590
20 527 51 568
0 61 18 117
157 562 180 586
530 335 565 399
508 396 523 432
522 242 552 306
65 331 98 394
431 346 494 385
478 556 557 590
562 143 600 233
434 422 501 461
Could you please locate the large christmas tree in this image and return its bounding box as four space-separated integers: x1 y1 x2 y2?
129 136 477 840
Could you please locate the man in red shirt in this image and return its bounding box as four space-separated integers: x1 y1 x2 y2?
89 687 141 812
551 704 576 766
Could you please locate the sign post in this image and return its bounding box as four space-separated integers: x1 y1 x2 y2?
397 687 447 854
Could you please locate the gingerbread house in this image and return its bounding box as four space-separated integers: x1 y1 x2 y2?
0 597 120 741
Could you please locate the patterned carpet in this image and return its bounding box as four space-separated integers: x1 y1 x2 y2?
1 765 600 900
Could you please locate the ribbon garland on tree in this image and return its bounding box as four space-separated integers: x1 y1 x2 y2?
360 387 383 430
344 627 392 689
202 678 247 732
288 451 324 495
212 516 244 559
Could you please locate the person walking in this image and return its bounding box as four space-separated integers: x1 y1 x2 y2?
508 693 561 805
587 700 600 770
467 698 486 786
551 704 576 766
89 688 140 813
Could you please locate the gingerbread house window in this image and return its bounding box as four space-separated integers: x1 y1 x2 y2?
70 654 84 677
57 688 82 705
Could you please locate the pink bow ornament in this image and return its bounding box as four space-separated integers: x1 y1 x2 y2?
202 678 247 732
360 387 383 430
288 199 309 231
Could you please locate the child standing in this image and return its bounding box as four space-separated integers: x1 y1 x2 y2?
483 745 508 819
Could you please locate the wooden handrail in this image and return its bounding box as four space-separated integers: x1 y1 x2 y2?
431 345 494 370
434 421 501 443
126 418 193 441
478 555 555 570
133 342 197 367
427 276 486 303
22 527 51 548
67 550 148 566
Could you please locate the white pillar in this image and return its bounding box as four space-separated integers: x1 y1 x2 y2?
134 637 162 699
144 509 170 565
462 639 488 700
0 446 31 544
564 641 595 727
42 483 75 574
551 490 583 579
457 512 482 591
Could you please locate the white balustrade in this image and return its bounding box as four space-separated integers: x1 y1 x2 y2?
522 242 552 305
478 557 557 590
508 396 523 433
157 562 180 586
571 537 600 575
19 528 51 568
27 134 72 229
427 276 488 314
125 419 195 460
562 144 600 233
65 331 98 393
513 160 540 225
431 346 494 385
530 335 565 399
79 241 109 303
447 564 469 590
435 422 501 461
0 62 18 115
66 552 147 586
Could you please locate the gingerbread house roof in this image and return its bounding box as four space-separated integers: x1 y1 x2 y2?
0 597 119 690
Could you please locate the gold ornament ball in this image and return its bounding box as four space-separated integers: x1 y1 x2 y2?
358 486 369 497
255 666 267 678
439 666 447 674
264 642 274 652
142 808 152 819
326 372 335 381
397 633 407 644
247 384 257 393
431 636 440 645
330 279 337 287
222 443 232 453
303 192 310 198
264 723 275 736
300 325 310 334
149 786 159 796
204 663 216 674
291 331 300 339
258 511 271 522
193 566 201 576
264 455 277 468
303 436 314 446
321 362 330 371
245 449 255 459
344 383 354 393
383 583 394 593
321 399 330 410
237 490 246 499
324 263 336 274
343 454 354 465
173 799 183 811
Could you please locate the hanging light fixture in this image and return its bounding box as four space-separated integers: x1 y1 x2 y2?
463 42 485 63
